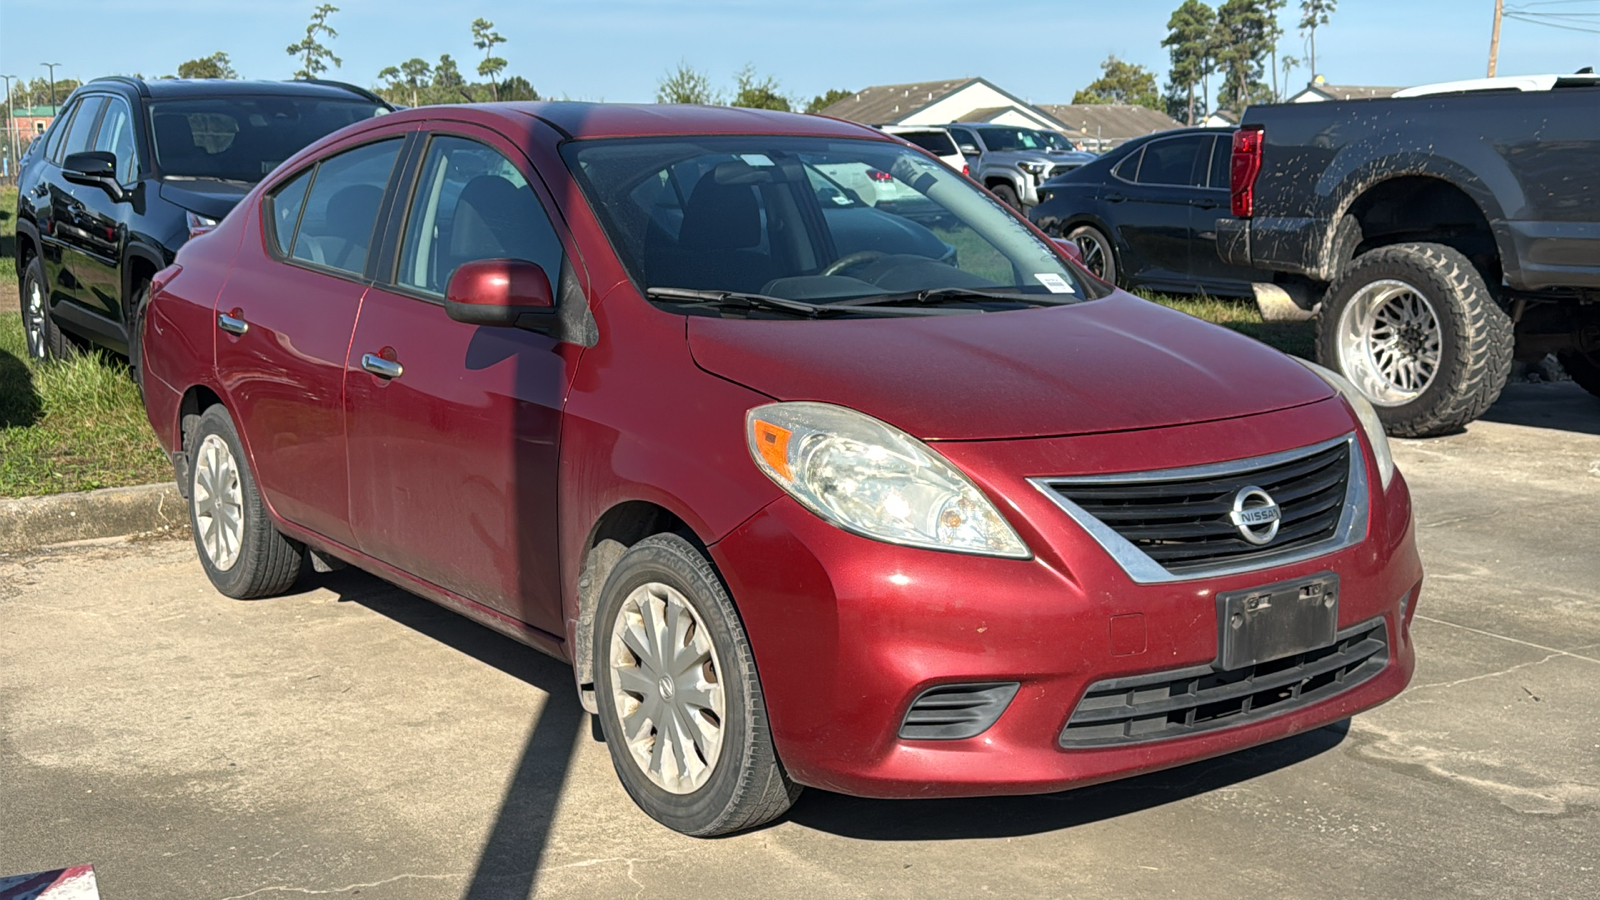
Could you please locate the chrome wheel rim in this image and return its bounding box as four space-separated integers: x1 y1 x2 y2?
1072 230 1111 281
24 277 46 360
193 434 245 571
608 582 726 795
1336 279 1443 407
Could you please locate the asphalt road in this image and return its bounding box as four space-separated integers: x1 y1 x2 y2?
3 382 1597 899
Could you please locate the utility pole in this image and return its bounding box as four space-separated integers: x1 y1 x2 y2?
1 74 15 181
1488 0 1503 77
41 62 61 112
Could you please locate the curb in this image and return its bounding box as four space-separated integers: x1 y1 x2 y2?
0 483 186 553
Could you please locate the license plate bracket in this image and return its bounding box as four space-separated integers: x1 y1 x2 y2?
1215 572 1339 671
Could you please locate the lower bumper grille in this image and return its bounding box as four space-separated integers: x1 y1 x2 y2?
900 682 1020 740
1059 618 1388 748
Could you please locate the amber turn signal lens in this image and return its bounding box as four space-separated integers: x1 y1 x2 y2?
751 419 793 480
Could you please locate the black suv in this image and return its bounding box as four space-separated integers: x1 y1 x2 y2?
13 77 390 380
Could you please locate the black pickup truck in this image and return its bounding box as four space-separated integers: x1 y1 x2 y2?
1217 79 1600 436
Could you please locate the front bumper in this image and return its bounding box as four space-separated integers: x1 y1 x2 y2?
709 398 1421 799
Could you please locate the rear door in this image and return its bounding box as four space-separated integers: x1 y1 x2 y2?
1187 134 1259 290
1105 134 1207 286
216 131 411 548
343 124 585 637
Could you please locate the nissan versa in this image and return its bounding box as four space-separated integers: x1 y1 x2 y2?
139 103 1421 836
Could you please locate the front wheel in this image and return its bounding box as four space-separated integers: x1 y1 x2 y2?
1317 242 1513 437
19 255 75 362
990 182 1020 210
593 533 799 836
186 405 304 599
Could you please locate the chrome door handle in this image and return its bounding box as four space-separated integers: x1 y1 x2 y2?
361 353 403 379
217 313 249 335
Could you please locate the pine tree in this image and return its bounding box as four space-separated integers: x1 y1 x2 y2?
286 4 341 79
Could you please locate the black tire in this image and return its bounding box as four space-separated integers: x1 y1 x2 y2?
18 254 75 362
1325 214 1363 282
186 405 304 599
1558 350 1600 400
1317 242 1513 438
592 533 799 836
1066 224 1119 286
127 282 150 395
990 182 1020 210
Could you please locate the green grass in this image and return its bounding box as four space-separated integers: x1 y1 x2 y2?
1137 291 1316 359
1 185 17 291
0 310 170 498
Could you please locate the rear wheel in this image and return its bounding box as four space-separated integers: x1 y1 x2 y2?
1558 350 1600 400
1317 242 1513 437
1066 224 1118 286
593 533 799 836
990 182 1020 210
187 405 304 599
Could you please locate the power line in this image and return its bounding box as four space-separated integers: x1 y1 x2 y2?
1505 10 1600 31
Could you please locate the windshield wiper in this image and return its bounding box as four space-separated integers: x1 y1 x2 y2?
646 287 961 317
834 286 1080 308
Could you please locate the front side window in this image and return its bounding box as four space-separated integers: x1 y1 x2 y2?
150 96 387 182
92 97 139 184
564 135 1097 315
60 96 108 161
947 127 980 151
396 135 564 296
45 99 85 164
286 139 402 275
1134 136 1206 187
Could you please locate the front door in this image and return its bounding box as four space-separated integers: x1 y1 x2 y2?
344 128 582 637
216 136 407 548
70 95 143 336
43 95 108 317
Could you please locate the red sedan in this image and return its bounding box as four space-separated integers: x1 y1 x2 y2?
140 103 1421 836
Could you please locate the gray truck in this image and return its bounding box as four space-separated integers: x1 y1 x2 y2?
1217 77 1600 436
942 123 1096 210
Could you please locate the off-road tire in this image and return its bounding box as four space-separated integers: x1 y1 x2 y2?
1558 351 1600 400
990 182 1020 210
593 533 799 836
187 405 304 599
19 254 76 361
1317 242 1513 437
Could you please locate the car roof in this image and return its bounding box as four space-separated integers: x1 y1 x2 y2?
85 76 386 104
491 102 888 141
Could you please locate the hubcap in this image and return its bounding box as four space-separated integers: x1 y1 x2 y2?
1336 279 1443 406
24 278 46 360
608 582 726 795
1073 232 1109 280
192 434 245 571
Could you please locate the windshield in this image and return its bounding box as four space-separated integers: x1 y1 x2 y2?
563 135 1092 313
1035 131 1073 151
973 127 1052 152
150 97 387 182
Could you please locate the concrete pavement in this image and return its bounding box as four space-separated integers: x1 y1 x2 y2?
2 382 1597 899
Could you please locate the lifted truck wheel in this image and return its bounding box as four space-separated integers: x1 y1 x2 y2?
1317 242 1513 437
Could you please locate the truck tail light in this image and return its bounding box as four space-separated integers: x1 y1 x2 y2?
962 163 969 176
1230 125 1264 218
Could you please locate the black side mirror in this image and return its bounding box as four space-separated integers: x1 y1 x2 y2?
62 151 127 202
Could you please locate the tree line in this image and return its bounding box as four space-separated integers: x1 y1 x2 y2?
1075 0 1338 124
655 60 850 114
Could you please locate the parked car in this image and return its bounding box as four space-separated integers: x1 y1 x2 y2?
12 76 391 382
942 123 1094 210
1029 127 1257 296
142 103 1420 837
880 124 968 174
1217 80 1600 435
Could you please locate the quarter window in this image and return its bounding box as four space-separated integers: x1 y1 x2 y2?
92 97 139 184
266 167 314 256
1134 136 1206 187
287 139 403 276
1207 136 1231 189
396 135 564 296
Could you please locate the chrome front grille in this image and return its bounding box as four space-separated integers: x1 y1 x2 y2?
1030 435 1368 584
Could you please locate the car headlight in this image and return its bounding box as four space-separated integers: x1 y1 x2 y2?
1018 161 1048 177
1296 359 1396 488
746 402 1030 558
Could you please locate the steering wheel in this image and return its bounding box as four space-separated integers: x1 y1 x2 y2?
819 250 886 277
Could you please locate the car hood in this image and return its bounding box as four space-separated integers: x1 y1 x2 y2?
158 179 253 220
687 292 1335 441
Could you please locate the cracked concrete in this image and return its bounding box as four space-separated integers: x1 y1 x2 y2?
2 382 1597 899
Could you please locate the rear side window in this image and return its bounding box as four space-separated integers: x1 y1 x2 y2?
896 130 958 157
287 139 403 276
396 135 564 296
266 167 314 256
1113 147 1143 181
1135 136 1206 186
59 96 108 162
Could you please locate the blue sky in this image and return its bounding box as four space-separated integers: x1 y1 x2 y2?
2 0 1596 106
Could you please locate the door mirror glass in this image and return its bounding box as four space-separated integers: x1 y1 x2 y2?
1053 237 1083 262
445 258 556 328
